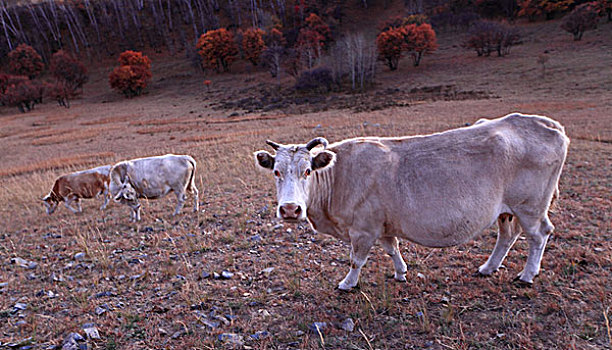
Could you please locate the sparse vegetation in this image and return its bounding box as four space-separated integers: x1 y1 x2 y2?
560 3 599 40
7 44 44 79
464 20 521 57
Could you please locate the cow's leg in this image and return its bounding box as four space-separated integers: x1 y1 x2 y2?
64 195 80 213
133 203 142 221
478 214 521 275
191 185 199 212
173 191 186 216
100 183 110 210
380 236 407 282
516 214 554 284
338 231 377 291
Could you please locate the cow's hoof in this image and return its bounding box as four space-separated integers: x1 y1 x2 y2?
337 281 359 292
512 275 533 288
394 273 407 282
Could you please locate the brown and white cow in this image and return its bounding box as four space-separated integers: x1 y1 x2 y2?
254 113 569 290
109 154 199 221
42 165 111 215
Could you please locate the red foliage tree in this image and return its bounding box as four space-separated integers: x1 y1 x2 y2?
108 50 152 98
403 23 438 66
8 44 44 79
561 3 599 40
1 80 45 113
376 27 405 71
518 0 574 20
304 13 333 48
242 28 266 66
297 28 325 69
197 28 239 73
50 50 88 94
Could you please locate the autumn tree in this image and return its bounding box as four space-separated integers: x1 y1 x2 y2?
518 0 574 21
50 50 88 94
108 51 152 98
297 28 325 70
303 13 333 49
464 21 521 57
1 80 45 113
376 27 406 71
403 23 438 66
242 28 266 66
561 3 599 40
8 44 44 79
197 29 239 73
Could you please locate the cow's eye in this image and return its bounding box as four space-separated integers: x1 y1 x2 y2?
304 169 311 177
274 170 281 177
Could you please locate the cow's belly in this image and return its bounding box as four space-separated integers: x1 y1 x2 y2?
137 184 172 199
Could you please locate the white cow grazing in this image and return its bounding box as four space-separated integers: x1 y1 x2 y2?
254 113 569 290
109 154 199 221
43 165 111 214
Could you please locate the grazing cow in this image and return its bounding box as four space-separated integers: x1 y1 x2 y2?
254 113 569 290
109 154 199 221
42 165 111 215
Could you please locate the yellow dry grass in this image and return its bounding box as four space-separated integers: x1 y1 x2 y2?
30 126 121 146
0 151 115 177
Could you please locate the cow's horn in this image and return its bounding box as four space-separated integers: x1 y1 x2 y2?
266 140 281 150
306 137 328 150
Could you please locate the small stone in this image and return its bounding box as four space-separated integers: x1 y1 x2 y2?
201 271 211 279
14 302 27 311
308 322 327 333
11 257 37 269
249 234 262 242
272 224 283 230
213 272 221 279
261 267 274 274
74 253 86 261
158 328 168 335
82 324 100 340
0 282 8 288
250 331 270 340
94 305 108 316
221 271 234 279
424 340 434 347
6 337 34 348
94 291 113 298
340 318 355 332
62 332 85 350
218 333 243 346
417 272 426 279
286 228 292 234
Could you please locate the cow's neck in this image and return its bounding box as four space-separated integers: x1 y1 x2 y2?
306 166 348 241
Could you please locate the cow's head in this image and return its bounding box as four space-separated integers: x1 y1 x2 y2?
42 194 57 215
109 164 138 203
254 137 336 221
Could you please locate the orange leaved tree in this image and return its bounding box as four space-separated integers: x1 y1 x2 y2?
242 28 266 66
8 44 44 79
108 50 152 98
376 27 405 71
403 23 438 66
197 28 239 72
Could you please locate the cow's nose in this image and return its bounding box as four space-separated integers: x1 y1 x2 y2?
279 203 302 220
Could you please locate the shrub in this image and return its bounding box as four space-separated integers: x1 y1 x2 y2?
0 74 28 98
304 13 333 49
1 80 45 113
47 81 80 108
404 23 438 66
196 28 239 72
8 44 44 79
464 21 521 57
561 3 599 40
242 28 266 66
50 50 88 95
118 50 152 69
109 65 150 98
376 27 405 70
295 67 334 93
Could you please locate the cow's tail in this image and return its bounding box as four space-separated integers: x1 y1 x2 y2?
186 156 198 194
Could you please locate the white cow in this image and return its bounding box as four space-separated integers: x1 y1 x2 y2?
43 165 111 214
254 113 569 290
109 154 199 221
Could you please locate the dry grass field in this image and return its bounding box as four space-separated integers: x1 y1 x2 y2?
0 20 611 349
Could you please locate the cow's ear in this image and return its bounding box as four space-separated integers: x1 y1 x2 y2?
254 151 275 170
312 150 336 171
